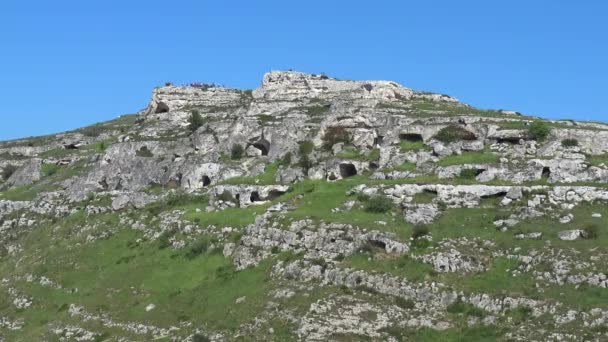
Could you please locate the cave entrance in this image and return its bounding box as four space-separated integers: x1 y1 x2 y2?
339 163 358 178
366 239 387 250
369 161 379 170
252 138 271 156
374 135 384 145
266 190 286 201
542 167 551 179
497 137 521 145
202 175 211 187
250 191 262 202
481 191 508 200
63 144 79 150
399 133 423 142
155 101 170 114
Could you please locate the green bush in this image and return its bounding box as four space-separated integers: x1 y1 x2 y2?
363 195 394 213
79 124 105 137
188 110 205 132
279 152 292 166
41 163 61 177
157 230 173 249
95 141 107 152
561 138 578 147
230 144 244 160
185 239 209 259
191 333 211 342
458 168 480 180
1 164 18 180
528 121 551 141
298 141 314 155
136 146 154 157
433 125 477 143
447 299 486 317
218 190 237 203
412 225 430 240
583 223 599 239
395 297 415 309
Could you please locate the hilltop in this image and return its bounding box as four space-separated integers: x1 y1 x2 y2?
1 71 608 341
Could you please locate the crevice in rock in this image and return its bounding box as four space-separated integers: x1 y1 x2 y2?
63 144 79 150
542 167 551 179
202 175 211 187
369 161 379 170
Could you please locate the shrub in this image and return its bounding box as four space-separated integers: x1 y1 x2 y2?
322 127 351 150
447 299 486 317
298 154 313 172
1 164 18 180
279 152 292 166
41 163 61 177
218 190 236 203
191 333 210 342
79 124 105 137
458 168 480 180
298 141 315 155
582 223 600 239
157 231 173 249
528 121 551 141
188 110 205 132
412 225 430 240
230 144 244 160
95 141 107 152
433 125 477 143
363 195 394 213
136 146 154 157
185 239 209 259
561 138 578 147
395 297 415 309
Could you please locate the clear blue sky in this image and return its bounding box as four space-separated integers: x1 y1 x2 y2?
1 1 606 140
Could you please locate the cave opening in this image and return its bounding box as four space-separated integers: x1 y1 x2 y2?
155 102 170 114
250 191 262 202
542 167 551 179
339 163 358 178
252 138 271 156
399 133 424 142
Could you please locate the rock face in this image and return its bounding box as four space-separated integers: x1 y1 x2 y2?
1 70 608 341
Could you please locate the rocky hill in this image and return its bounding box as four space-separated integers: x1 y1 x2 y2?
1 71 608 341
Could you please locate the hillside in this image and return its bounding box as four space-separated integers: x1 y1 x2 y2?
1 71 608 341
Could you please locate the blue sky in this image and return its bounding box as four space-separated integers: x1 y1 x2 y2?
0 0 606 140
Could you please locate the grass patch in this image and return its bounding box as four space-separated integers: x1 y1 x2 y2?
437 150 500 166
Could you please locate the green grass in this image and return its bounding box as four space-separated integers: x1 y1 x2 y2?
383 325 505 342
391 161 417 172
437 150 500 166
222 162 279 185
343 254 435 283
0 220 273 339
280 179 410 239
399 140 430 152
336 147 380 161
588 154 608 167
412 191 436 203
